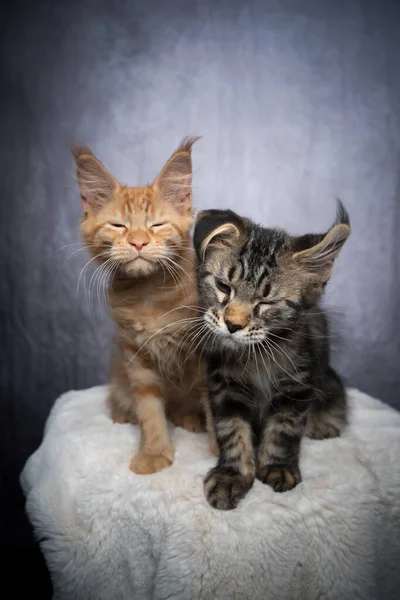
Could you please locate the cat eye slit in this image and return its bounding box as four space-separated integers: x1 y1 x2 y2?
151 223 167 228
109 223 126 229
257 300 277 307
215 279 231 295
255 300 277 316
285 299 302 310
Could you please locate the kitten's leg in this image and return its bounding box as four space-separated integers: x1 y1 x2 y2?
108 395 137 424
124 357 175 475
203 395 219 456
129 382 175 475
257 394 309 493
107 366 138 425
306 366 347 440
168 367 207 433
169 409 205 433
204 379 255 510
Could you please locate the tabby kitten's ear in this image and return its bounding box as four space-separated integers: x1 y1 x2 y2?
72 146 120 215
293 200 351 281
194 209 244 260
153 136 200 213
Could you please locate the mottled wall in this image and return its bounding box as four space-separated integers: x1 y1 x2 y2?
1 0 399 594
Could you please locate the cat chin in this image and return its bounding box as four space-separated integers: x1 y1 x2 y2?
218 334 268 350
123 258 157 277
214 331 243 349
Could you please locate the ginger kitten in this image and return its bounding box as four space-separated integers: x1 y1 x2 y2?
73 138 213 474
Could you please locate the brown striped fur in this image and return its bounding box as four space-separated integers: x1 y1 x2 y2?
73 138 216 474
194 204 350 509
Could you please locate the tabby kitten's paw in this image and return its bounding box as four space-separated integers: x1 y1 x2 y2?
306 420 341 440
204 468 254 510
130 449 174 475
258 464 301 493
170 412 205 433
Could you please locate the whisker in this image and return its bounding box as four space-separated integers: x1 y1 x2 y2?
127 318 208 364
46 242 102 260
76 252 109 302
161 259 181 289
260 339 312 395
100 259 119 308
183 325 209 363
167 251 194 267
162 255 191 279
106 260 122 304
198 328 215 366
88 257 115 309
156 305 206 321
265 336 302 381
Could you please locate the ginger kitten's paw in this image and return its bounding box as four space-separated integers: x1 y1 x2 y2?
257 464 301 493
129 450 174 475
170 412 205 433
204 468 254 510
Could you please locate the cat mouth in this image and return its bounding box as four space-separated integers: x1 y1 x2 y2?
209 324 244 346
129 255 152 264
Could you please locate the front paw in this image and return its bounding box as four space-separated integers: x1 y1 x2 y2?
130 449 174 475
257 464 301 492
307 421 341 440
204 468 254 510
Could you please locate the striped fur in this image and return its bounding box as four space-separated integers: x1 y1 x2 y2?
73 138 214 475
194 203 350 509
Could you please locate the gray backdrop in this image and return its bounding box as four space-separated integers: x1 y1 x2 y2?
1 0 399 594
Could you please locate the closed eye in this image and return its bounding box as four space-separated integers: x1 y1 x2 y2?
215 279 231 295
151 222 167 228
285 299 302 311
109 223 126 229
255 300 278 316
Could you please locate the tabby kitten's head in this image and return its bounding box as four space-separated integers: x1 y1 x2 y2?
194 203 350 347
73 137 198 278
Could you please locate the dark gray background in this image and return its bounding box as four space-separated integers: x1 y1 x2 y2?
1 0 399 595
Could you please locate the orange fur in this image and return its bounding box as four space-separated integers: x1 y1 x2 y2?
73 138 216 473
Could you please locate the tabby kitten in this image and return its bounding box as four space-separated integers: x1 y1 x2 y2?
194 202 351 510
73 138 213 475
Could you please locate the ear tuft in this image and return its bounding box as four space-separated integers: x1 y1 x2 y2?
176 135 202 154
71 145 94 159
153 136 200 212
293 200 351 281
72 145 119 214
194 209 243 260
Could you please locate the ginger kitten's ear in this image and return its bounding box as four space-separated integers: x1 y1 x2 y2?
72 146 120 215
153 136 200 213
194 209 244 260
293 200 351 281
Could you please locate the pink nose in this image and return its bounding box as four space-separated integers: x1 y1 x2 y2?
129 240 148 251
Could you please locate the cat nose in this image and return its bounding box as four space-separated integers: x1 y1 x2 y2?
129 240 149 251
225 319 244 334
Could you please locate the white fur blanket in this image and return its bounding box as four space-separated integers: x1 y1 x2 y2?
20 386 400 600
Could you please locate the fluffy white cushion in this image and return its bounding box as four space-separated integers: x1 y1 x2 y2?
21 386 400 600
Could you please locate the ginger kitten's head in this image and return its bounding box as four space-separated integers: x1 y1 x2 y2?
193 202 350 348
73 137 199 278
